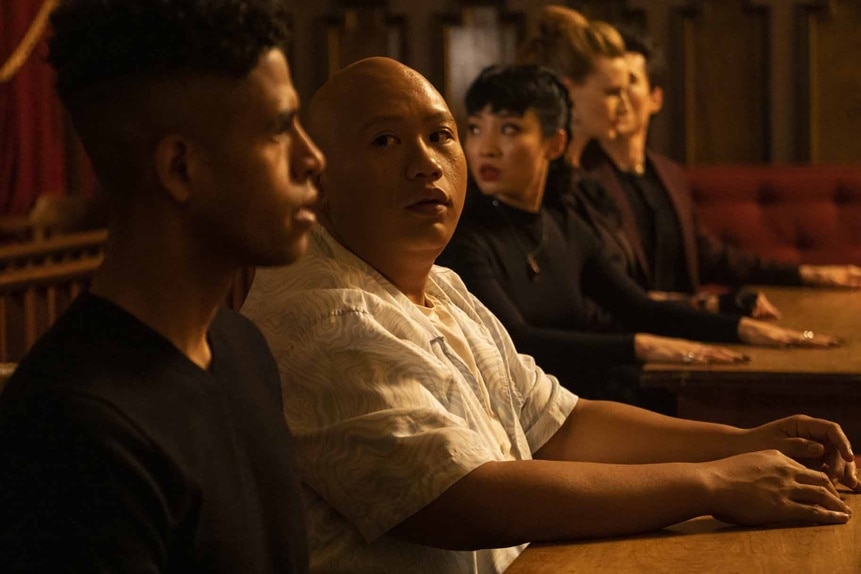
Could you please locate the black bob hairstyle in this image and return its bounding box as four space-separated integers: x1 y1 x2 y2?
464 63 572 144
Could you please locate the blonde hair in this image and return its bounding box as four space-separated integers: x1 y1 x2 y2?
518 5 626 84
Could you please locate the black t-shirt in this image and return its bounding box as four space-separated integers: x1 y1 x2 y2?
0 293 307 573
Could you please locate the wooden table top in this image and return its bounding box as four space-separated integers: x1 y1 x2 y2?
643 287 861 389
506 459 861 573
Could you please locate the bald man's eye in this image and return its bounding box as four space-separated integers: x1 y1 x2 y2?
430 129 454 144
372 134 398 147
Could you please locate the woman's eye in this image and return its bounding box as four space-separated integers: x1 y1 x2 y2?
501 124 520 135
372 134 398 147
466 124 480 136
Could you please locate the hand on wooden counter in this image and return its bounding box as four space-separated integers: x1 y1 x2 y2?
799 264 861 288
633 333 749 364
737 414 860 492
705 450 853 527
747 291 782 320
737 317 842 347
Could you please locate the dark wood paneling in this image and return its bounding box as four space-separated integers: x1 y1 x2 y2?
434 5 525 124
323 4 406 78
133 0 861 165
800 0 861 163
675 1 770 163
566 0 643 24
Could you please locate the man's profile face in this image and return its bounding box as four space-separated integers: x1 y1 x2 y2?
318 64 467 268
615 51 662 138
190 48 325 266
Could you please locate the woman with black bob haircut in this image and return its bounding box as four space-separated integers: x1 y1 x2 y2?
438 64 837 408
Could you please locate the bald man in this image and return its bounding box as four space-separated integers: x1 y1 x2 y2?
242 58 858 573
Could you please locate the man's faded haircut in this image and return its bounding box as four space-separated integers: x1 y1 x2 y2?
48 0 291 103
47 0 292 193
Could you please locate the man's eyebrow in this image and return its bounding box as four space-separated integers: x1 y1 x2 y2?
359 110 455 133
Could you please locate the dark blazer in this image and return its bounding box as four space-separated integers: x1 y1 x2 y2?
581 143 800 290
554 171 647 290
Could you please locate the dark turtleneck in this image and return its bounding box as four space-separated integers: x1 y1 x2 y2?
438 185 739 398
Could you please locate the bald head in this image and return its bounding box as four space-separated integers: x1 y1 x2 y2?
304 57 467 291
308 57 437 155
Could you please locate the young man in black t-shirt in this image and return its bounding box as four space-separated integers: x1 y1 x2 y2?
0 1 325 571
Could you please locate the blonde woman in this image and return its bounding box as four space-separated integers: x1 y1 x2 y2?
519 5 787 319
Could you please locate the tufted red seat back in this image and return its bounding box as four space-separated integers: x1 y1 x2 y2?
687 165 861 266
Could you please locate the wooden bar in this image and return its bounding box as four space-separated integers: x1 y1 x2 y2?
0 229 108 270
507 459 861 573
641 286 861 444
0 256 103 292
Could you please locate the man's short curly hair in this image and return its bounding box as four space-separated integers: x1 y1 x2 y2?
49 0 291 101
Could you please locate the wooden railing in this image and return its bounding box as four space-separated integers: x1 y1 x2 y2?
0 229 108 271
0 229 107 361
0 229 255 362
0 255 103 362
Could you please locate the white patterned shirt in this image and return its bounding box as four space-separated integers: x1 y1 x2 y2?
242 227 578 574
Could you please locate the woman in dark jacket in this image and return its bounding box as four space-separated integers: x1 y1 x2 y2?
438 64 837 407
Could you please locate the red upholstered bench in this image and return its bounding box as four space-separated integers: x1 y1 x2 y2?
686 165 861 266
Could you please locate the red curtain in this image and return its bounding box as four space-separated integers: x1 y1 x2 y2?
0 0 66 216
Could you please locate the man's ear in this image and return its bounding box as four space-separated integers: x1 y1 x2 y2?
545 128 568 160
154 134 193 203
649 86 664 116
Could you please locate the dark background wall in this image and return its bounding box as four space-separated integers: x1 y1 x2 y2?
3 0 860 215
287 0 861 165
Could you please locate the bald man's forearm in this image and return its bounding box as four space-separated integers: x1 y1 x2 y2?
389 459 710 549
536 399 747 465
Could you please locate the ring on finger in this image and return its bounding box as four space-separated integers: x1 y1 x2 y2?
682 351 696 364
802 330 815 341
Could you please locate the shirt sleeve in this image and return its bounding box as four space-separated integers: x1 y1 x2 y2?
581 245 741 343
461 289 578 453
478 312 578 454
270 304 503 543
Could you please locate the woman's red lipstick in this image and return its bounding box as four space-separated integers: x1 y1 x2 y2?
478 165 500 181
